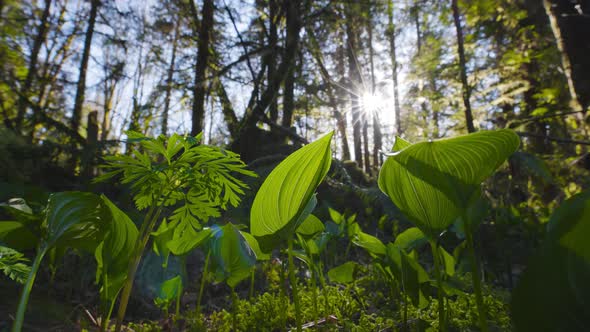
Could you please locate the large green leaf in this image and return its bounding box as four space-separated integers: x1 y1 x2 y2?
44 192 109 252
352 230 386 256
386 244 429 307
328 261 360 284
209 223 257 288
0 221 37 250
378 130 519 239
296 214 325 236
94 195 138 308
251 132 333 252
393 227 426 251
512 190 590 331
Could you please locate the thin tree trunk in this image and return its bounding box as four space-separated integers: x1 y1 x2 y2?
451 0 475 133
267 0 279 123
387 0 402 136
306 27 350 160
15 0 52 132
162 22 180 136
413 2 429 138
101 79 114 141
335 27 351 160
280 0 300 129
191 0 214 136
71 0 99 134
366 7 377 173
346 4 362 167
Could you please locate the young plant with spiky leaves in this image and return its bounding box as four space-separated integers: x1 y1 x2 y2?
94 132 256 332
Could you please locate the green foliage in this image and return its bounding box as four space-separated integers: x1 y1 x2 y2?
512 189 590 331
250 132 333 252
154 275 183 314
96 132 256 231
94 195 139 313
378 130 520 239
0 245 30 284
209 223 257 288
328 261 360 284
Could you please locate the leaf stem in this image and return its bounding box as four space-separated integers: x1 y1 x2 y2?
12 247 46 332
287 236 302 332
430 240 446 332
231 287 238 332
464 217 489 332
114 204 163 332
197 249 211 316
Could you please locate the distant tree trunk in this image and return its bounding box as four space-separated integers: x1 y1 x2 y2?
346 4 363 167
367 7 378 172
71 0 99 135
15 0 52 132
162 22 180 136
81 111 98 179
280 0 301 129
267 0 279 123
387 0 402 137
543 0 590 112
191 0 214 136
451 0 476 133
101 78 114 141
413 3 429 138
335 28 351 160
306 26 350 160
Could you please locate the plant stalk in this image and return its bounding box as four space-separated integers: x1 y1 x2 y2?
287 236 302 332
12 247 47 332
231 287 238 332
197 249 211 316
430 240 446 332
464 218 489 332
311 262 318 329
115 205 162 332
249 267 255 301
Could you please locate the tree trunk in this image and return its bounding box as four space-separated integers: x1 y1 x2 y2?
367 7 378 172
543 0 590 112
451 0 476 133
191 0 214 136
388 0 402 137
335 27 351 160
306 26 351 161
267 0 279 123
280 0 301 129
71 0 99 135
81 111 98 180
15 0 52 132
346 4 363 167
162 22 180 136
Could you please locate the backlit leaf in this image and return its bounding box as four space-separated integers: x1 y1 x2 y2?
251 132 333 252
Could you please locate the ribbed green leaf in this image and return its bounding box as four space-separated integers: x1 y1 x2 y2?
210 223 257 288
378 130 519 239
296 214 325 236
95 195 138 308
328 261 360 284
393 227 426 251
251 132 333 252
44 192 108 251
155 275 183 308
352 231 386 256
512 190 590 331
386 244 429 307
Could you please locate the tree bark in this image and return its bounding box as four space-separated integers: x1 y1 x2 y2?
367 6 377 172
280 0 301 129
543 0 590 112
162 21 180 136
15 0 52 132
71 0 99 135
346 4 363 167
451 0 476 133
388 0 402 137
191 0 214 136
267 0 279 123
